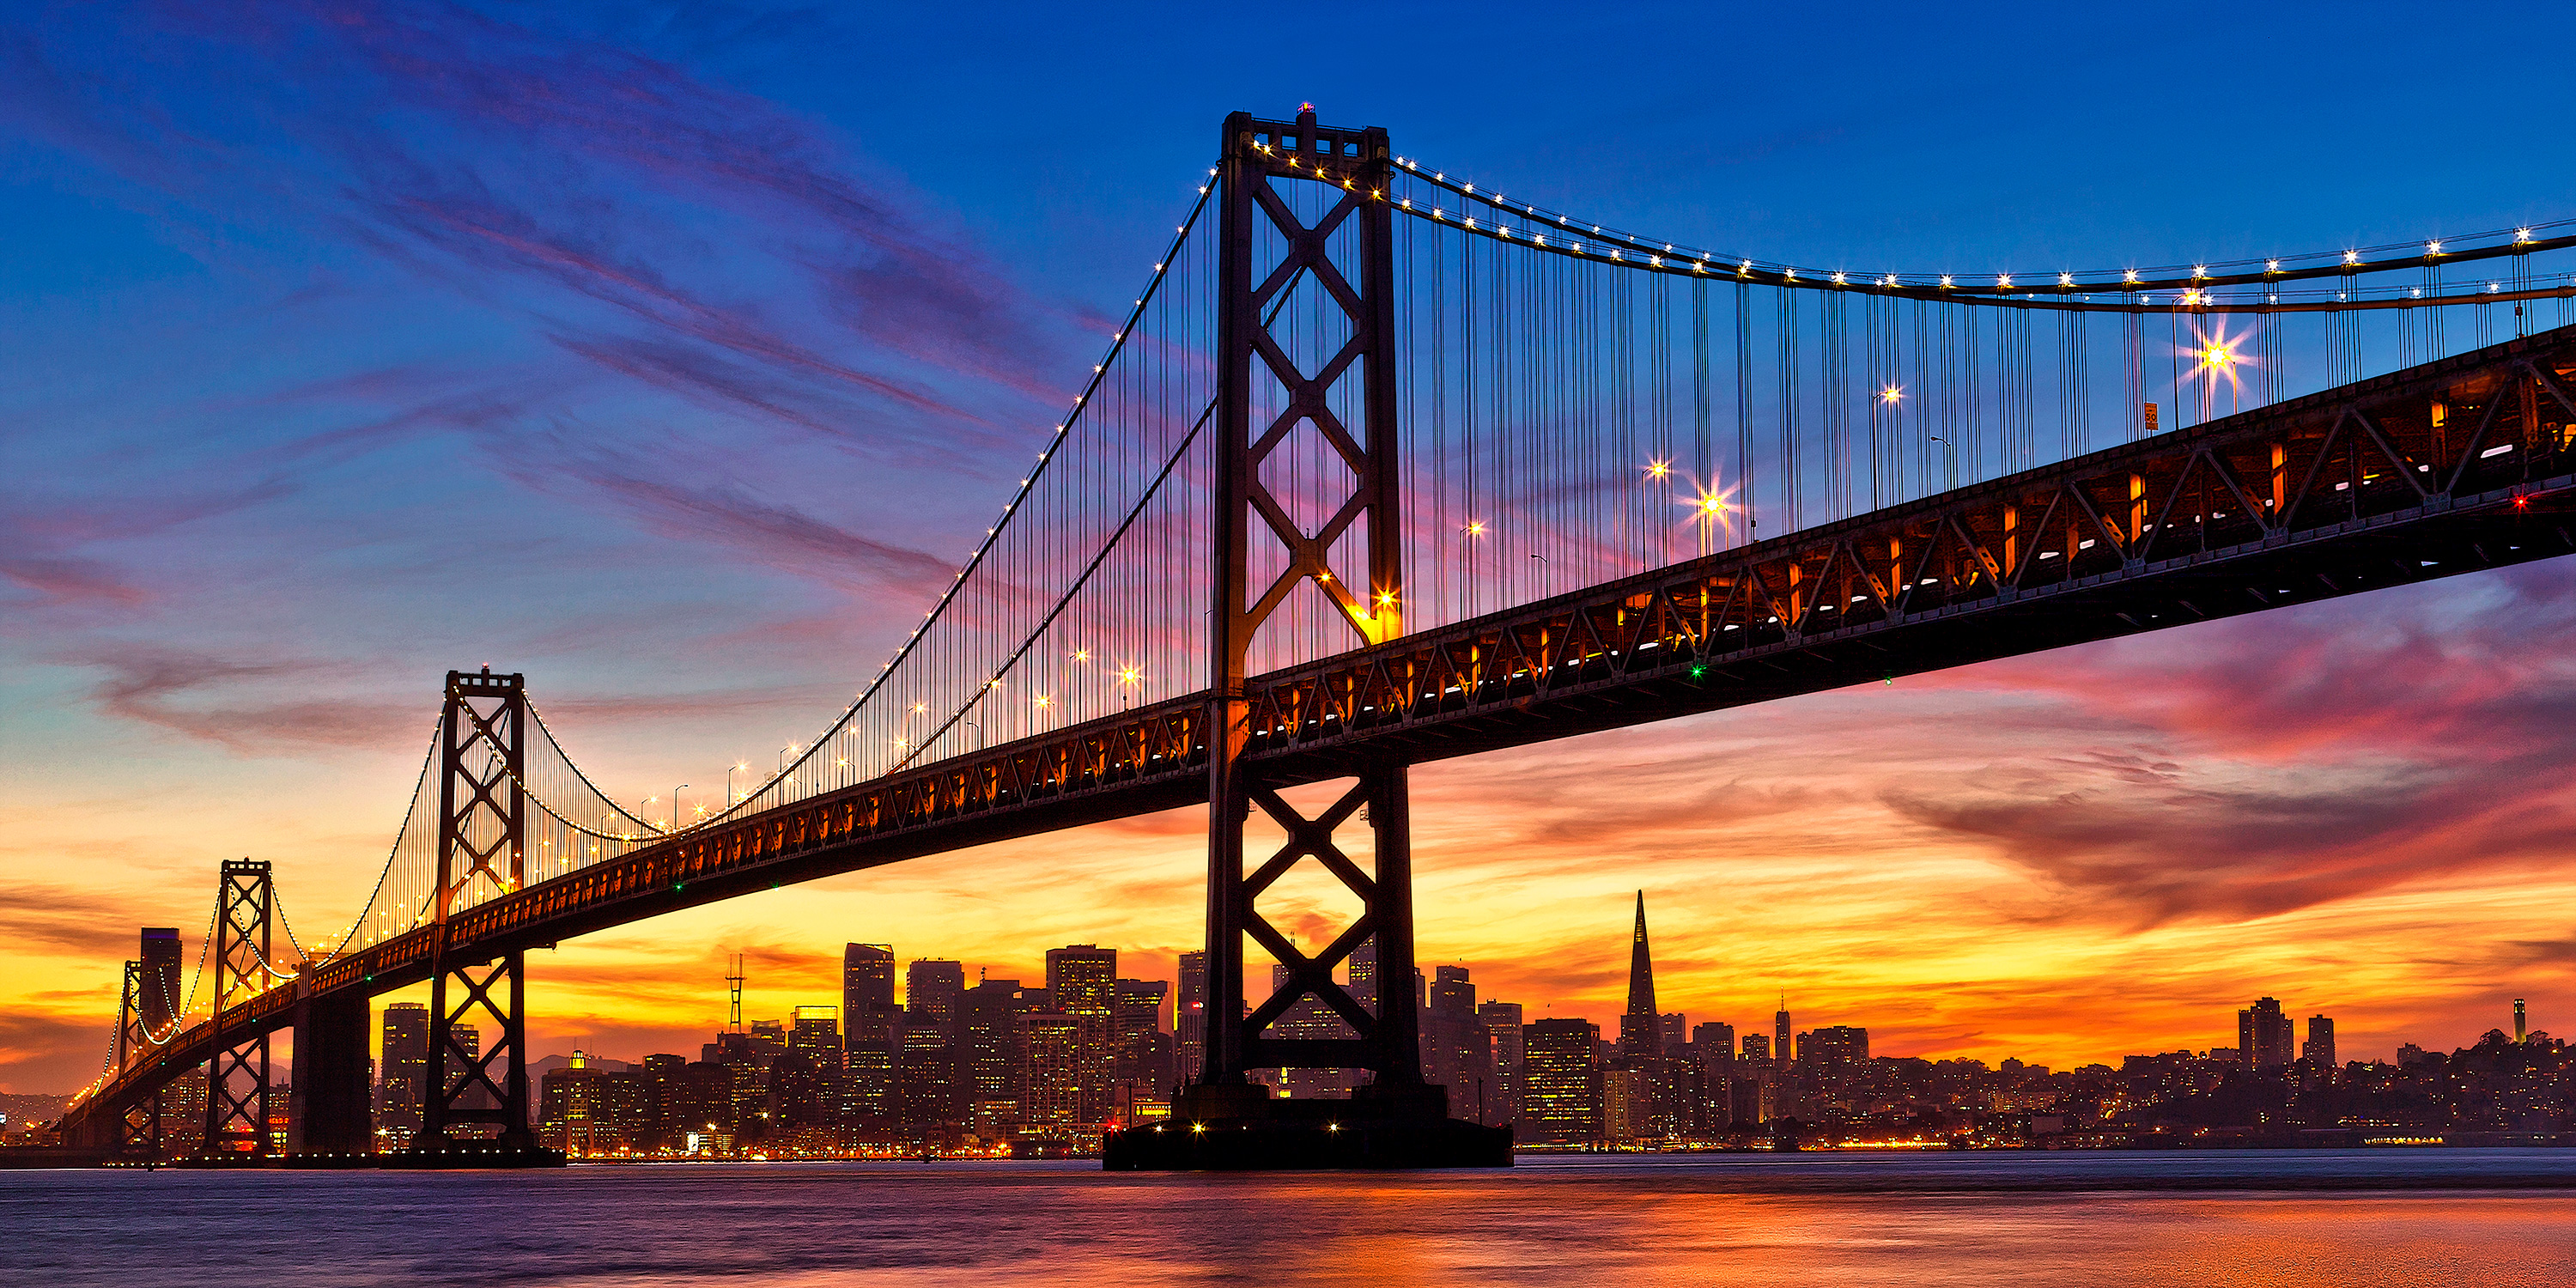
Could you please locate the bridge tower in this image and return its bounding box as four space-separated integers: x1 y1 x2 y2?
408 667 538 1157
1136 107 1505 1172
113 961 159 1153
202 859 274 1156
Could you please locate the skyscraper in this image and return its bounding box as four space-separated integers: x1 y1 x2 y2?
1692 1022 1735 1073
2304 1016 2337 1068
1023 1010 1084 1132
1774 997 1791 1072
2238 997 2293 1069
1112 979 1175 1106
1176 951 1207 1085
1619 892 1660 1061
1347 936 1379 1017
1808 1025 1869 1072
898 1017 962 1127
959 978 1026 1127
779 1005 842 1127
1522 1018 1601 1144
1045 945 1117 1124
844 945 901 1118
907 959 966 1035
379 1002 429 1148
1479 1000 1525 1125
1425 966 1492 1119
138 927 182 1035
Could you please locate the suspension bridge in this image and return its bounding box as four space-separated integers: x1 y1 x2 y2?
58 107 2576 1166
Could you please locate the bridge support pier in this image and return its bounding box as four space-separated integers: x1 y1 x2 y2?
1108 758 1508 1170
288 990 373 1157
398 945 542 1162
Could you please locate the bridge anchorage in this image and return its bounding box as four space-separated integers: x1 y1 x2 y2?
58 104 2576 1170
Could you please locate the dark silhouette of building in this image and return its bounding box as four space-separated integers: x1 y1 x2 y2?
1522 1018 1601 1144
139 927 182 1034
1347 937 1379 1017
2517 999 2529 1043
1774 997 1791 1072
1619 893 1660 1060
2239 998 2293 1069
1808 1025 1870 1071
2304 1016 2336 1068
776 1005 842 1127
908 959 966 1035
1424 966 1494 1121
1692 1022 1735 1074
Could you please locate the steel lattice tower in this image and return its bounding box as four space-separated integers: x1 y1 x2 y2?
1200 107 1425 1096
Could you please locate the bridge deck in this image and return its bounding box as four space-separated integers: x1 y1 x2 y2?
76 325 2576 1125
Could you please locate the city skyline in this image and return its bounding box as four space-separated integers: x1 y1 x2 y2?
374 897 2568 1159
11 3 2576 1099
328 901 2535 1084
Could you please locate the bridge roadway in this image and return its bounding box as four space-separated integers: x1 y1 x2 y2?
75 325 2576 1125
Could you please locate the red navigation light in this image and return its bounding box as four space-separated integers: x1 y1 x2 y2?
2516 495 2530 510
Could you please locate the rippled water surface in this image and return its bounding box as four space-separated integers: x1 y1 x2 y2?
13 1151 2576 1286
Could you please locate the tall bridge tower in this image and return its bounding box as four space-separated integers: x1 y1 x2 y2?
203 860 275 1155
1155 106 1505 1165
408 667 538 1157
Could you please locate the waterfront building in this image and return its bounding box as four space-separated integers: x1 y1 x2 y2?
378 1001 428 1149
1521 1018 1601 1144
1046 945 1118 1123
1024 1009 1084 1131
